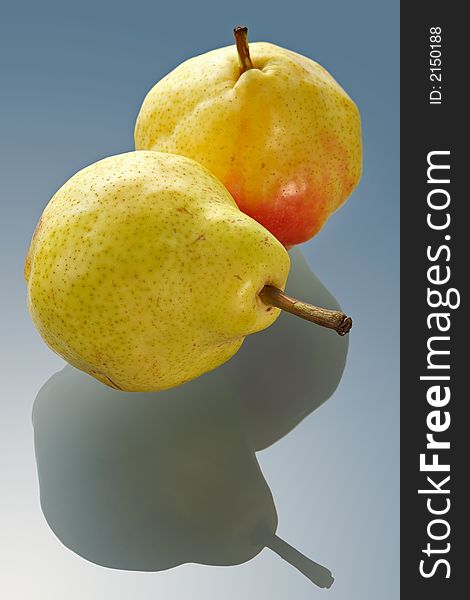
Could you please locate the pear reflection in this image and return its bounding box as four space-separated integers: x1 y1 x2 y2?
32 250 345 587
34 367 273 570
225 248 348 450
33 365 333 587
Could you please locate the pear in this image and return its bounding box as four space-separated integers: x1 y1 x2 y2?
135 27 362 248
33 365 334 588
25 151 288 391
25 151 351 392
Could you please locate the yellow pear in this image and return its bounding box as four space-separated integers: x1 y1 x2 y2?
135 27 362 248
25 151 290 391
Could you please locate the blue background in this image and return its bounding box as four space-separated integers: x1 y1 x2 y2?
0 0 399 598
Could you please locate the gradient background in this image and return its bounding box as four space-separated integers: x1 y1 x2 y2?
0 0 399 598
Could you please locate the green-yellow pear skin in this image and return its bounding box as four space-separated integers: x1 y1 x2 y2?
135 29 362 248
25 151 289 392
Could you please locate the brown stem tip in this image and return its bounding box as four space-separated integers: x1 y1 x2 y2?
233 25 253 73
260 285 352 336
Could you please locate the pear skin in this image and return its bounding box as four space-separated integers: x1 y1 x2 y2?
25 151 289 391
135 36 362 247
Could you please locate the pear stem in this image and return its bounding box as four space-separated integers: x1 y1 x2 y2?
234 26 253 73
260 285 352 336
265 533 335 589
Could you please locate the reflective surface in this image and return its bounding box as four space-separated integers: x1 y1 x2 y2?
1 0 399 597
